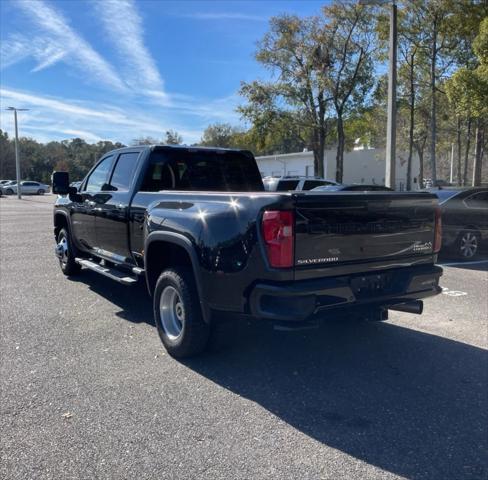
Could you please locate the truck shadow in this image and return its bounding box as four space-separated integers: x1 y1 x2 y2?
70 272 487 479
69 270 155 325
185 320 487 480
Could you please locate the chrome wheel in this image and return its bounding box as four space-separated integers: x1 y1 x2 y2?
460 232 478 258
56 235 68 266
159 286 185 340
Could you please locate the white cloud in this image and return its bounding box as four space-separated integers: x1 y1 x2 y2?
1 88 129 123
13 0 127 91
1 0 244 137
0 87 205 145
1 34 68 73
93 0 165 95
0 35 34 69
60 129 104 143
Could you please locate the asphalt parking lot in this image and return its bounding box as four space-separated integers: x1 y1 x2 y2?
1 195 487 480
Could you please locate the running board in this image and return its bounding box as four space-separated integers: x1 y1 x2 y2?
75 258 138 285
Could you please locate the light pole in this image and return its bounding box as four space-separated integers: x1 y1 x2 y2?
449 143 454 184
6 107 29 199
360 0 397 189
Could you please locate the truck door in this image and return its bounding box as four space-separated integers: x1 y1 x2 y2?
71 155 114 251
93 151 141 263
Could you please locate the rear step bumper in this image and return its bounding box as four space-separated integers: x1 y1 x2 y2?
249 265 442 322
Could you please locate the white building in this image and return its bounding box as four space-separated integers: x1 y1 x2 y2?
256 148 421 191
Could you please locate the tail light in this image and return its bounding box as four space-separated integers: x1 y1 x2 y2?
262 210 294 268
434 206 442 253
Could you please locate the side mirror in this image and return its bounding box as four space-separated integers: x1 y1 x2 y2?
52 171 70 195
101 182 117 192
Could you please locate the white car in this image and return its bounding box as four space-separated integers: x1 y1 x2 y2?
2 181 50 195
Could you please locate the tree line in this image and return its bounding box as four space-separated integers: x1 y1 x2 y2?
1 0 486 187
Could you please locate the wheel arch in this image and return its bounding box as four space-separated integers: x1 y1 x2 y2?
54 210 70 238
144 232 210 323
460 225 481 234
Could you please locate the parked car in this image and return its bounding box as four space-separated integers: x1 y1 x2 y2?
312 184 394 192
52 145 442 358
263 176 339 192
428 187 488 260
3 181 50 195
0 180 13 196
0 181 17 195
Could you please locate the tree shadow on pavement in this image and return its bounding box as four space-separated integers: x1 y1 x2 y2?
184 319 487 480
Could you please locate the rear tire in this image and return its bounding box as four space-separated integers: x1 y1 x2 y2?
56 228 81 276
154 267 210 358
456 230 480 260
5 189 13 195
37 189 45 195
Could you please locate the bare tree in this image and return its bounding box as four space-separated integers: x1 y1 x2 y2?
322 2 375 182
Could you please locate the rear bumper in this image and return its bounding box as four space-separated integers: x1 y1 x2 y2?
249 264 443 321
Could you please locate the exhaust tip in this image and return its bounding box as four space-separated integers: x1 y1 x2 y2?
389 301 423 315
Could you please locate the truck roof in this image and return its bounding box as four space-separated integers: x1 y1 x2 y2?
108 144 251 155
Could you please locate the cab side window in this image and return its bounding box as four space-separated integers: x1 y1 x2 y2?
276 180 299 191
303 180 332 190
110 152 139 191
84 156 114 192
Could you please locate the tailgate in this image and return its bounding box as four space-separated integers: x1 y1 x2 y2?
294 192 438 267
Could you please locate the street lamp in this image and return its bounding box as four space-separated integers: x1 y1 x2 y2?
6 107 29 199
359 0 397 189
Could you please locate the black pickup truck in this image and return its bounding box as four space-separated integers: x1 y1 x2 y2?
52 145 442 357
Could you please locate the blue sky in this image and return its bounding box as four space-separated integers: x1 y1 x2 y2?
0 0 325 145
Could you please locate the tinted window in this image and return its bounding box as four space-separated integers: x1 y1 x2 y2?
465 192 488 208
303 180 333 190
85 156 113 192
276 180 300 191
140 149 264 192
110 152 139 191
312 185 343 192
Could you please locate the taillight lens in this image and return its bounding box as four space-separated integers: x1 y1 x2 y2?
262 210 294 268
434 206 442 253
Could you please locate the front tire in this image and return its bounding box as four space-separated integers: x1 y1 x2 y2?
56 228 81 276
5 189 13 195
154 267 210 358
456 230 480 260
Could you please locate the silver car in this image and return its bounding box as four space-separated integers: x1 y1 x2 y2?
2 181 50 195
262 175 340 191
